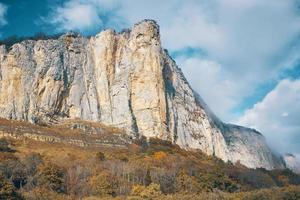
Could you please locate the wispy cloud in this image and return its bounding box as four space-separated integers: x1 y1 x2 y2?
45 0 123 33
237 79 300 155
176 55 240 119
0 3 7 27
50 2 102 31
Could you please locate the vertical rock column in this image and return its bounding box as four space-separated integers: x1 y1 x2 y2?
128 20 169 139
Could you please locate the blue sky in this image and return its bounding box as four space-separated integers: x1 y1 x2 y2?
0 0 300 157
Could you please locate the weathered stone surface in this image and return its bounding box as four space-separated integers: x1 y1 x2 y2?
283 153 300 174
0 119 131 148
0 20 284 169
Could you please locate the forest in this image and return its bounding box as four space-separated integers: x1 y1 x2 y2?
0 137 299 200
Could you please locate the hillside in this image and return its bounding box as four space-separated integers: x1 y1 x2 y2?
0 125 299 199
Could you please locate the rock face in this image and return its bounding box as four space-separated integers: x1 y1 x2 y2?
0 20 284 169
283 154 300 174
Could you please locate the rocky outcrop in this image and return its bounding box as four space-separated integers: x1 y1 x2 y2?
0 118 131 148
284 154 300 174
0 20 284 169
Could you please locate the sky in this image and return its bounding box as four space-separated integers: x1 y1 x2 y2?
0 0 300 158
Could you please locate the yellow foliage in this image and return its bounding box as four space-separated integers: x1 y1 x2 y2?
130 183 162 199
278 175 289 186
153 151 167 160
89 170 117 197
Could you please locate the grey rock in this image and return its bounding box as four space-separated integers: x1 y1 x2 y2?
283 153 300 173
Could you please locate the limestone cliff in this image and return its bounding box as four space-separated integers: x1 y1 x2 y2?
0 20 284 169
284 154 300 174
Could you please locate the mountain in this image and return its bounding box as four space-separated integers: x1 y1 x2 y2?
0 19 284 169
284 153 300 174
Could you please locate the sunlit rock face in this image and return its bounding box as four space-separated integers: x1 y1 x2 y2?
0 20 284 169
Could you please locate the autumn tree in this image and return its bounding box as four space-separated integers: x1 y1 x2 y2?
0 173 22 200
21 153 43 190
10 161 27 189
89 170 117 197
175 170 200 193
36 163 66 193
65 165 90 198
95 152 105 161
129 183 162 199
150 168 176 194
153 151 167 161
0 138 12 152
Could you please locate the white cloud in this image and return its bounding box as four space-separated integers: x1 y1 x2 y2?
237 79 300 155
51 2 102 31
47 0 122 32
47 1 102 32
0 3 7 26
176 56 240 119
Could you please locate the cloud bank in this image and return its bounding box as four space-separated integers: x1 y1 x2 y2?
237 79 300 155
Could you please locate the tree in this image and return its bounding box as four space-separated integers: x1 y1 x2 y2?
11 162 27 189
0 174 22 200
23 153 43 176
65 165 90 198
151 169 176 194
175 170 200 193
129 183 161 199
145 169 152 186
0 138 12 152
36 163 66 193
95 152 105 161
89 171 117 197
153 151 167 161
